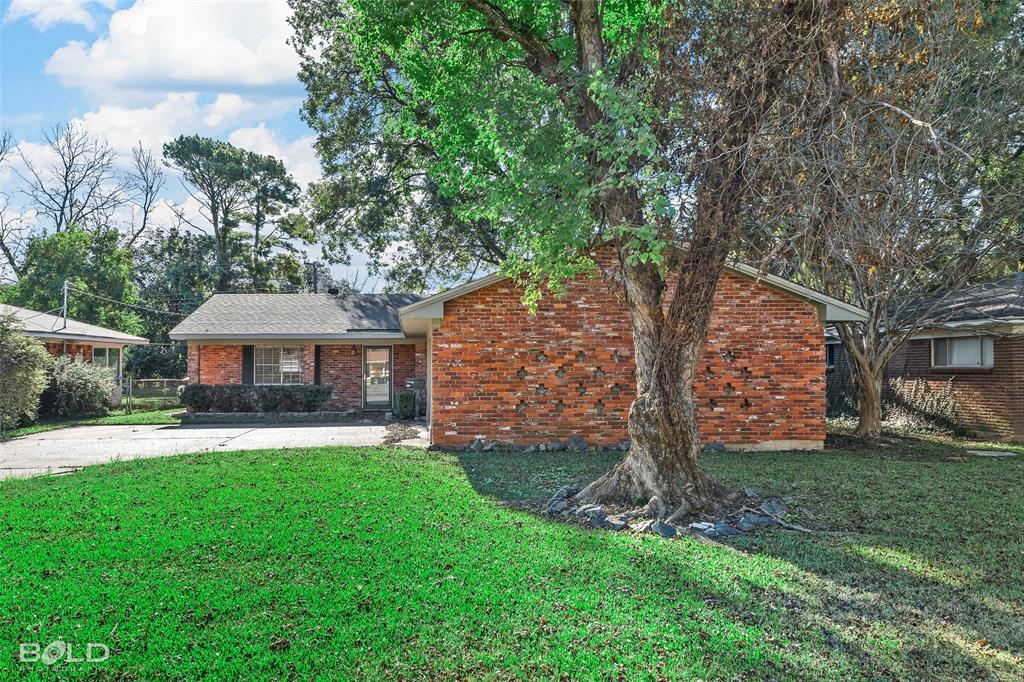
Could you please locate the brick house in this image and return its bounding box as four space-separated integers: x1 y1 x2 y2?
171 260 865 451
828 273 1024 441
2 303 149 404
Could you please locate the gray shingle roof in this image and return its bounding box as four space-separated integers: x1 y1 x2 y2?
169 293 424 339
922 273 1024 324
0 304 148 345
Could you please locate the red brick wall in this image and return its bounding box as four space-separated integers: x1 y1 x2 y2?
190 345 242 384
318 345 362 409
885 336 1024 440
186 342 426 411
45 342 93 361
430 269 826 449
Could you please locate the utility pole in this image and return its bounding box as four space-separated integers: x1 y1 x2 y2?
60 279 68 331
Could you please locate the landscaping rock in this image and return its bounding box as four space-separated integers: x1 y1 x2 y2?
650 519 678 538
550 485 578 501
688 521 715 533
545 441 565 452
736 512 777 532
758 498 787 517
604 514 630 530
743 486 762 498
546 499 570 516
574 504 607 522
567 435 588 451
523 445 537 454
705 522 740 538
702 441 726 453
631 519 656 533
469 438 486 452
967 449 1018 458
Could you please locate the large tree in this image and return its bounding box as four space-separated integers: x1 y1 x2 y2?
163 135 249 290
236 151 307 291
14 123 127 233
765 1 1024 438
12 227 143 335
294 0 845 512
127 225 220 378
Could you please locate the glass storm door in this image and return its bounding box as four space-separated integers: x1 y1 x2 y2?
363 346 392 408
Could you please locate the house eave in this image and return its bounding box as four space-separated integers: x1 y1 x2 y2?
169 331 416 343
397 265 868 326
24 331 149 346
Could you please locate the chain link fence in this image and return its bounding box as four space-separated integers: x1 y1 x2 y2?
124 378 187 413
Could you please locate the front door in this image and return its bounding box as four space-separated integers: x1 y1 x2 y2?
363 346 392 408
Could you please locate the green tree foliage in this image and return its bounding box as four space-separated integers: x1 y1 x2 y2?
163 135 249 290
290 0 504 291
127 226 221 378
163 135 311 292
0 313 51 429
235 151 308 290
12 228 143 335
291 0 846 508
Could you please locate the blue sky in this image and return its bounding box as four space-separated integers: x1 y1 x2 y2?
1 0 373 284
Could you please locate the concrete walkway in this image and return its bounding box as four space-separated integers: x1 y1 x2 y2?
0 423 430 480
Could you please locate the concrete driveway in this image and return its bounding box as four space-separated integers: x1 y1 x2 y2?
0 422 430 480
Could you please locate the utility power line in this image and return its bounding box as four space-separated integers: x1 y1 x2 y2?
68 286 188 318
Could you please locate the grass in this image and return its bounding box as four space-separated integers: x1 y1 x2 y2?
1 407 181 439
0 438 1021 680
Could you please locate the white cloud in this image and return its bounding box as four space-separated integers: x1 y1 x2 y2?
65 92 297 161
72 93 202 158
202 94 253 128
45 0 300 94
5 0 116 31
228 124 319 188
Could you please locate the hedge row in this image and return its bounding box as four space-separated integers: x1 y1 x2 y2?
180 384 333 413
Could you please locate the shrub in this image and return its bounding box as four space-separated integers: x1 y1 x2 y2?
884 376 964 435
180 384 333 413
393 389 418 420
0 314 52 429
41 355 115 419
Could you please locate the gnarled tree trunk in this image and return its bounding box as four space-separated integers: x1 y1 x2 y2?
575 230 730 512
853 365 884 439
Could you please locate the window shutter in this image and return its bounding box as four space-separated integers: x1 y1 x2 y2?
241 345 254 384
314 345 322 385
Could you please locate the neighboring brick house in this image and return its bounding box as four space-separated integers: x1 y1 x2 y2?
171 260 865 451
1 303 149 404
829 273 1024 441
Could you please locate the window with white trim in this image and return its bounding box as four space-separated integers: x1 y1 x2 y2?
92 347 120 375
254 346 303 384
931 337 993 368
826 344 837 369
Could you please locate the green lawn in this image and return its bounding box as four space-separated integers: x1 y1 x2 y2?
0 439 1021 680
1 408 181 439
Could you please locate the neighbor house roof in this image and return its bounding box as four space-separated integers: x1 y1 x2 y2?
0 303 149 345
399 264 869 325
168 293 424 341
915 273 1024 328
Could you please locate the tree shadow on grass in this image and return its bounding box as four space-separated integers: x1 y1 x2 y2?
452 447 1024 680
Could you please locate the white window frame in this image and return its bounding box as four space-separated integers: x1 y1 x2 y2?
92 346 121 373
931 336 994 369
254 346 304 385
